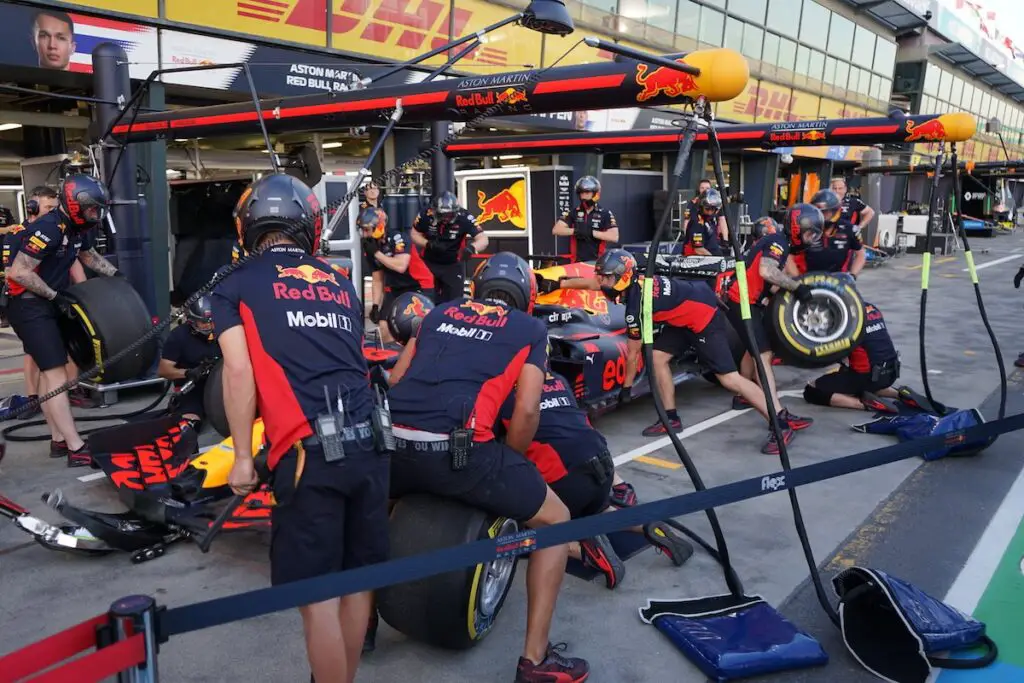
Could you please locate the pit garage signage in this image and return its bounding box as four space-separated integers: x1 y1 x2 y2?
465 173 530 236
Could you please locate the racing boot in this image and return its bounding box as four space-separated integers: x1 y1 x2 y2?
778 407 813 431
49 440 68 459
580 534 625 590
515 642 590 683
641 412 682 437
732 395 751 410
610 481 638 508
761 424 796 455
861 392 899 414
643 522 694 567
67 443 93 468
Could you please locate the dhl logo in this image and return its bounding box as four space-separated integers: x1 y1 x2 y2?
462 300 507 317
733 85 801 122
255 0 508 66
904 118 947 142
275 263 338 285
635 63 698 102
476 179 527 230
802 130 827 141
403 295 429 318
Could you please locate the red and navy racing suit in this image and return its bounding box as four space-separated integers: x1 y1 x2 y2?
368 225 434 319
388 297 551 521
5 211 94 371
498 371 614 518
210 244 388 586
684 210 724 256
840 194 868 228
412 207 482 304
725 231 789 354
802 219 862 274
162 324 219 420
622 275 737 375
560 202 617 263
808 303 899 402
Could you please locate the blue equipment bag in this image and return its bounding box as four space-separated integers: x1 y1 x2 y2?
638 594 828 681
852 408 994 461
834 567 997 682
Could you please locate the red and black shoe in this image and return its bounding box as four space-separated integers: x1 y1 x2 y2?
49 440 68 459
762 427 796 455
779 408 813 431
67 444 93 468
610 482 638 508
732 395 751 410
515 643 590 683
68 387 93 409
641 418 682 437
580 535 625 590
861 392 899 414
643 523 694 567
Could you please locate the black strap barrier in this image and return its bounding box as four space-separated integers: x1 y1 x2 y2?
154 411 1024 642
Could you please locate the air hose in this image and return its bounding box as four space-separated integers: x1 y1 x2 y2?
919 150 945 408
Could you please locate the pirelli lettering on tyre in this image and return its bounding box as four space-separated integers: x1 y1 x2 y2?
812 338 852 356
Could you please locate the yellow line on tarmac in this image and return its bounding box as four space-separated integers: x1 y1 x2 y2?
909 256 956 270
633 455 682 470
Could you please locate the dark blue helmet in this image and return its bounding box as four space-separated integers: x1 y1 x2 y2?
234 173 323 254
60 174 110 229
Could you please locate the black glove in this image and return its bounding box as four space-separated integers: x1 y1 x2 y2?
363 238 379 261
538 278 562 295
111 269 127 280
462 244 476 261
794 284 814 304
369 304 381 324
184 366 207 383
574 224 594 240
51 293 75 319
1015 266 1024 289
617 385 632 406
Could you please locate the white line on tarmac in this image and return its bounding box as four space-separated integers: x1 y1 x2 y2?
963 254 1020 272
77 472 106 483
612 389 803 467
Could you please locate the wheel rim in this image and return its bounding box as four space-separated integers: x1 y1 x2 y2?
479 518 518 617
793 290 850 344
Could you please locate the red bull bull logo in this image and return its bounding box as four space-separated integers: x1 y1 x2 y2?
404 296 429 318
497 87 528 105
905 118 947 142
462 301 507 317
276 263 338 286
635 63 698 102
802 130 827 141
477 189 523 225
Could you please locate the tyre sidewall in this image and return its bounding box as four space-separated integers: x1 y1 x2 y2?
769 272 865 368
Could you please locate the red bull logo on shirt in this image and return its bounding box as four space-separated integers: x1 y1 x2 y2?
444 302 509 328
276 263 338 285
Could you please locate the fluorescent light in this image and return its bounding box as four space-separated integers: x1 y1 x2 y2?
322 141 345 149
0 123 22 132
498 154 523 160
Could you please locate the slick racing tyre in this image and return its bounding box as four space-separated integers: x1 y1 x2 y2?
767 272 866 368
57 276 159 384
378 494 519 650
203 360 229 438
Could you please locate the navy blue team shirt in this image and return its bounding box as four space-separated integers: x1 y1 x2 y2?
622 275 719 340
7 211 93 296
210 244 373 469
389 297 548 442
162 325 219 387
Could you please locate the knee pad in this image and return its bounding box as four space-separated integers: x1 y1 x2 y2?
803 383 833 406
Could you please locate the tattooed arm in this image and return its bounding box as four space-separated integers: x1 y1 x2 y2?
759 258 802 292
77 248 119 277
8 252 58 299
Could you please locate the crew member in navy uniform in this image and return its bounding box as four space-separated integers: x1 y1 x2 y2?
723 206 819 454
498 366 693 590
803 301 901 411
683 188 727 256
213 173 387 683
552 175 619 263
831 176 875 236
360 205 434 343
359 179 383 211
159 296 220 428
411 190 488 305
793 189 866 276
387 252 590 683
6 174 119 467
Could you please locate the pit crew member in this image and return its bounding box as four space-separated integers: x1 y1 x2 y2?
359 179 383 211
6 174 119 467
360 205 433 343
687 178 713 220
214 173 387 683
387 252 589 683
594 249 812 452
498 366 693 590
788 189 865 276
831 176 875 236
683 188 727 256
159 296 220 428
552 176 619 263
411 190 488 304
803 301 901 411
723 205 820 453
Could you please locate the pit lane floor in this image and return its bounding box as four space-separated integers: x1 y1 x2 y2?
2 236 1024 682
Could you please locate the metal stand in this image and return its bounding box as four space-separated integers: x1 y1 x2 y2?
79 377 169 408
109 595 160 683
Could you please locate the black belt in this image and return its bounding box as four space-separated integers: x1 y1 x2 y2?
299 420 374 449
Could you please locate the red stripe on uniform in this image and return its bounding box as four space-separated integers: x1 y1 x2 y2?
653 300 717 333
409 246 434 290
471 346 530 442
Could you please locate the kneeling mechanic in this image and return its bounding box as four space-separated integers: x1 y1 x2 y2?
803 301 901 411
499 366 693 590
213 173 389 683
159 295 220 429
387 252 590 683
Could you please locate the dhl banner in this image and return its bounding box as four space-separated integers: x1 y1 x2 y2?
58 0 158 18
462 173 531 236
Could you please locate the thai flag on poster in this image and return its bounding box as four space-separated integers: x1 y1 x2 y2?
66 13 157 76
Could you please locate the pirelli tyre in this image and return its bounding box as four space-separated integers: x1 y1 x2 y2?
203 360 228 438
378 494 519 650
57 276 159 385
767 272 866 368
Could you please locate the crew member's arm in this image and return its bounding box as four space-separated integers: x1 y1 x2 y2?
374 250 411 274
592 210 619 244
759 238 802 293
410 211 430 250
8 222 62 299
463 215 488 254
389 336 418 386
76 248 119 277
856 199 875 235
371 270 384 308
552 209 574 237
717 215 729 242
504 325 547 453
622 291 643 389
158 332 187 381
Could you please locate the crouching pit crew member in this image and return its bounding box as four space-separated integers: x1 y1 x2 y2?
552 175 619 263
789 189 866 277
499 366 693 590
412 190 487 304
724 206 818 453
6 174 119 467
387 252 590 683
360 205 433 342
213 173 389 683
804 301 901 411
159 296 220 428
